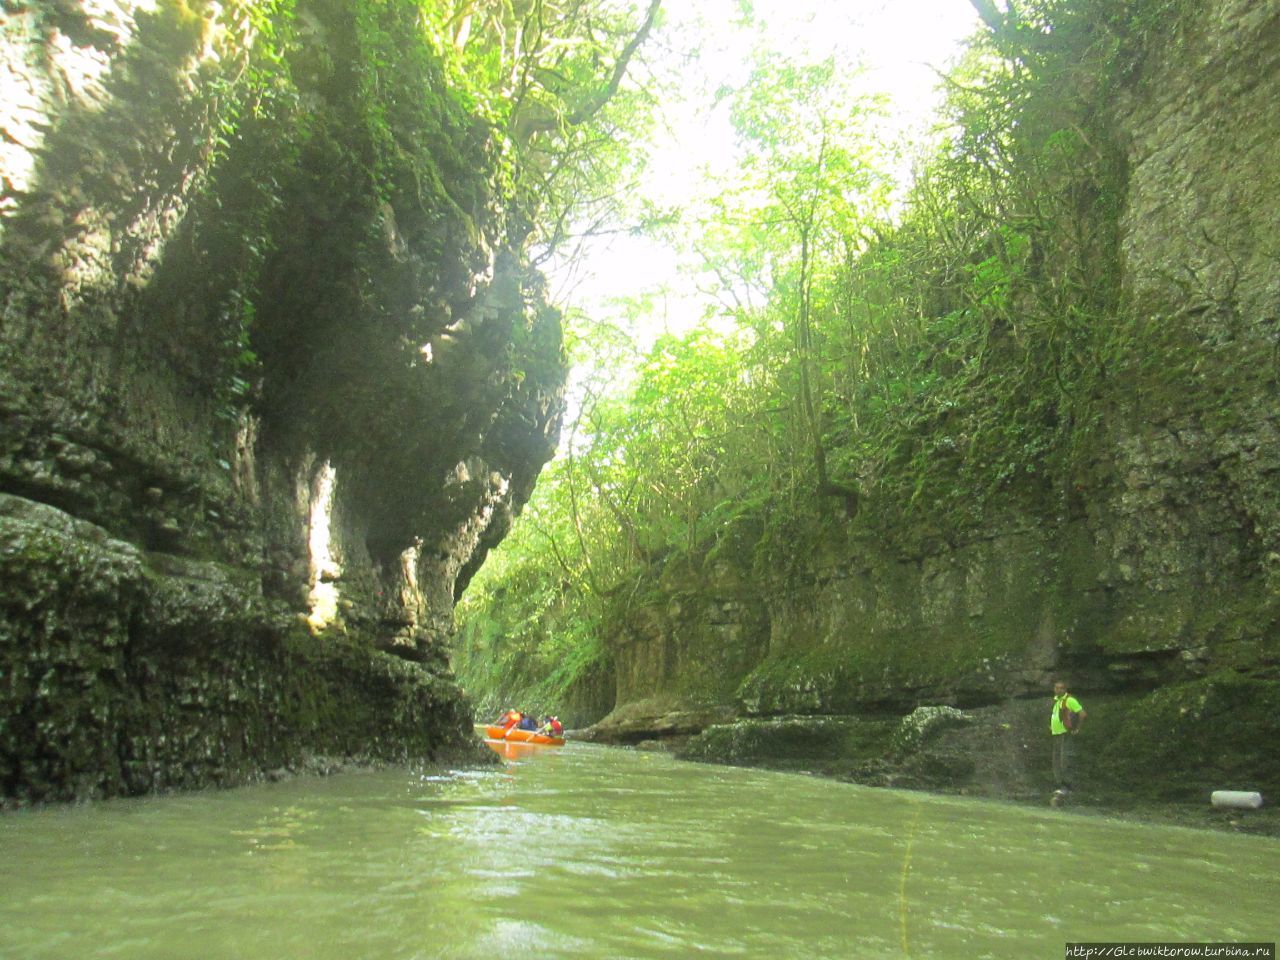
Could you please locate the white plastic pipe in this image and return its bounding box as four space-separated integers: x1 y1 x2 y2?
1210 790 1264 809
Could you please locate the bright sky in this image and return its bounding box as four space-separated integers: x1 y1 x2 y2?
547 0 982 366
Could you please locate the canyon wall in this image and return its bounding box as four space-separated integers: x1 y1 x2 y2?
588 0 1280 805
0 0 564 802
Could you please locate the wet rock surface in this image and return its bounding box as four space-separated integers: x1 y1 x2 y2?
0 0 562 801
0 494 493 805
579 0 1280 822
667 686 1280 836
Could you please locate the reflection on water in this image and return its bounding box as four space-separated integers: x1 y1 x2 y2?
481 739 550 762
2 742 1277 959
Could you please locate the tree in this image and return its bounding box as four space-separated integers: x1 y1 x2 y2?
712 50 894 513
426 0 666 256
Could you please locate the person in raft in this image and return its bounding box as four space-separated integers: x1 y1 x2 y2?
539 716 563 737
497 709 522 730
518 711 539 731
1050 679 1086 803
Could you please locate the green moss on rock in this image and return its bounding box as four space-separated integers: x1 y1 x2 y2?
0 496 489 805
1084 673 1280 802
678 715 898 769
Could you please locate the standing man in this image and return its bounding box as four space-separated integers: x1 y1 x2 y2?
1050 679 1086 805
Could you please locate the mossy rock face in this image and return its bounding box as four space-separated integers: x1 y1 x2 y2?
676 679 1280 814
0 497 142 799
890 705 973 756
736 639 1026 717
0 0 563 802
1082 673 1280 802
677 715 898 767
0 497 488 805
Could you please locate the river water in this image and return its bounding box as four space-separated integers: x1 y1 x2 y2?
2 741 1276 959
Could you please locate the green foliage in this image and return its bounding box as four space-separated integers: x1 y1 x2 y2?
413 0 667 256
453 494 610 720
189 0 662 436
454 310 781 715
138 0 211 61
184 0 301 425
455 0 1216 715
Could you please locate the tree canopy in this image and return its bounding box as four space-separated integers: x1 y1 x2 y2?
452 0 1186 720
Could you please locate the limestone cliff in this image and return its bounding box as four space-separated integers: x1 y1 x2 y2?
0 0 564 803
586 0 1280 806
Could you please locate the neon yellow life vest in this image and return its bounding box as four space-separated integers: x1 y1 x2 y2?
1051 694 1083 735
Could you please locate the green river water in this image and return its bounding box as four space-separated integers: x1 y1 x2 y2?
2 740 1277 959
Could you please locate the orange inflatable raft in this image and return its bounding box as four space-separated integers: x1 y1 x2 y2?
484 724 565 747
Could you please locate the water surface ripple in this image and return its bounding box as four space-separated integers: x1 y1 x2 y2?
2 742 1276 958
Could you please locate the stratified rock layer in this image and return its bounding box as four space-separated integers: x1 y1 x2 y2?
0 0 564 802
587 0 1280 808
